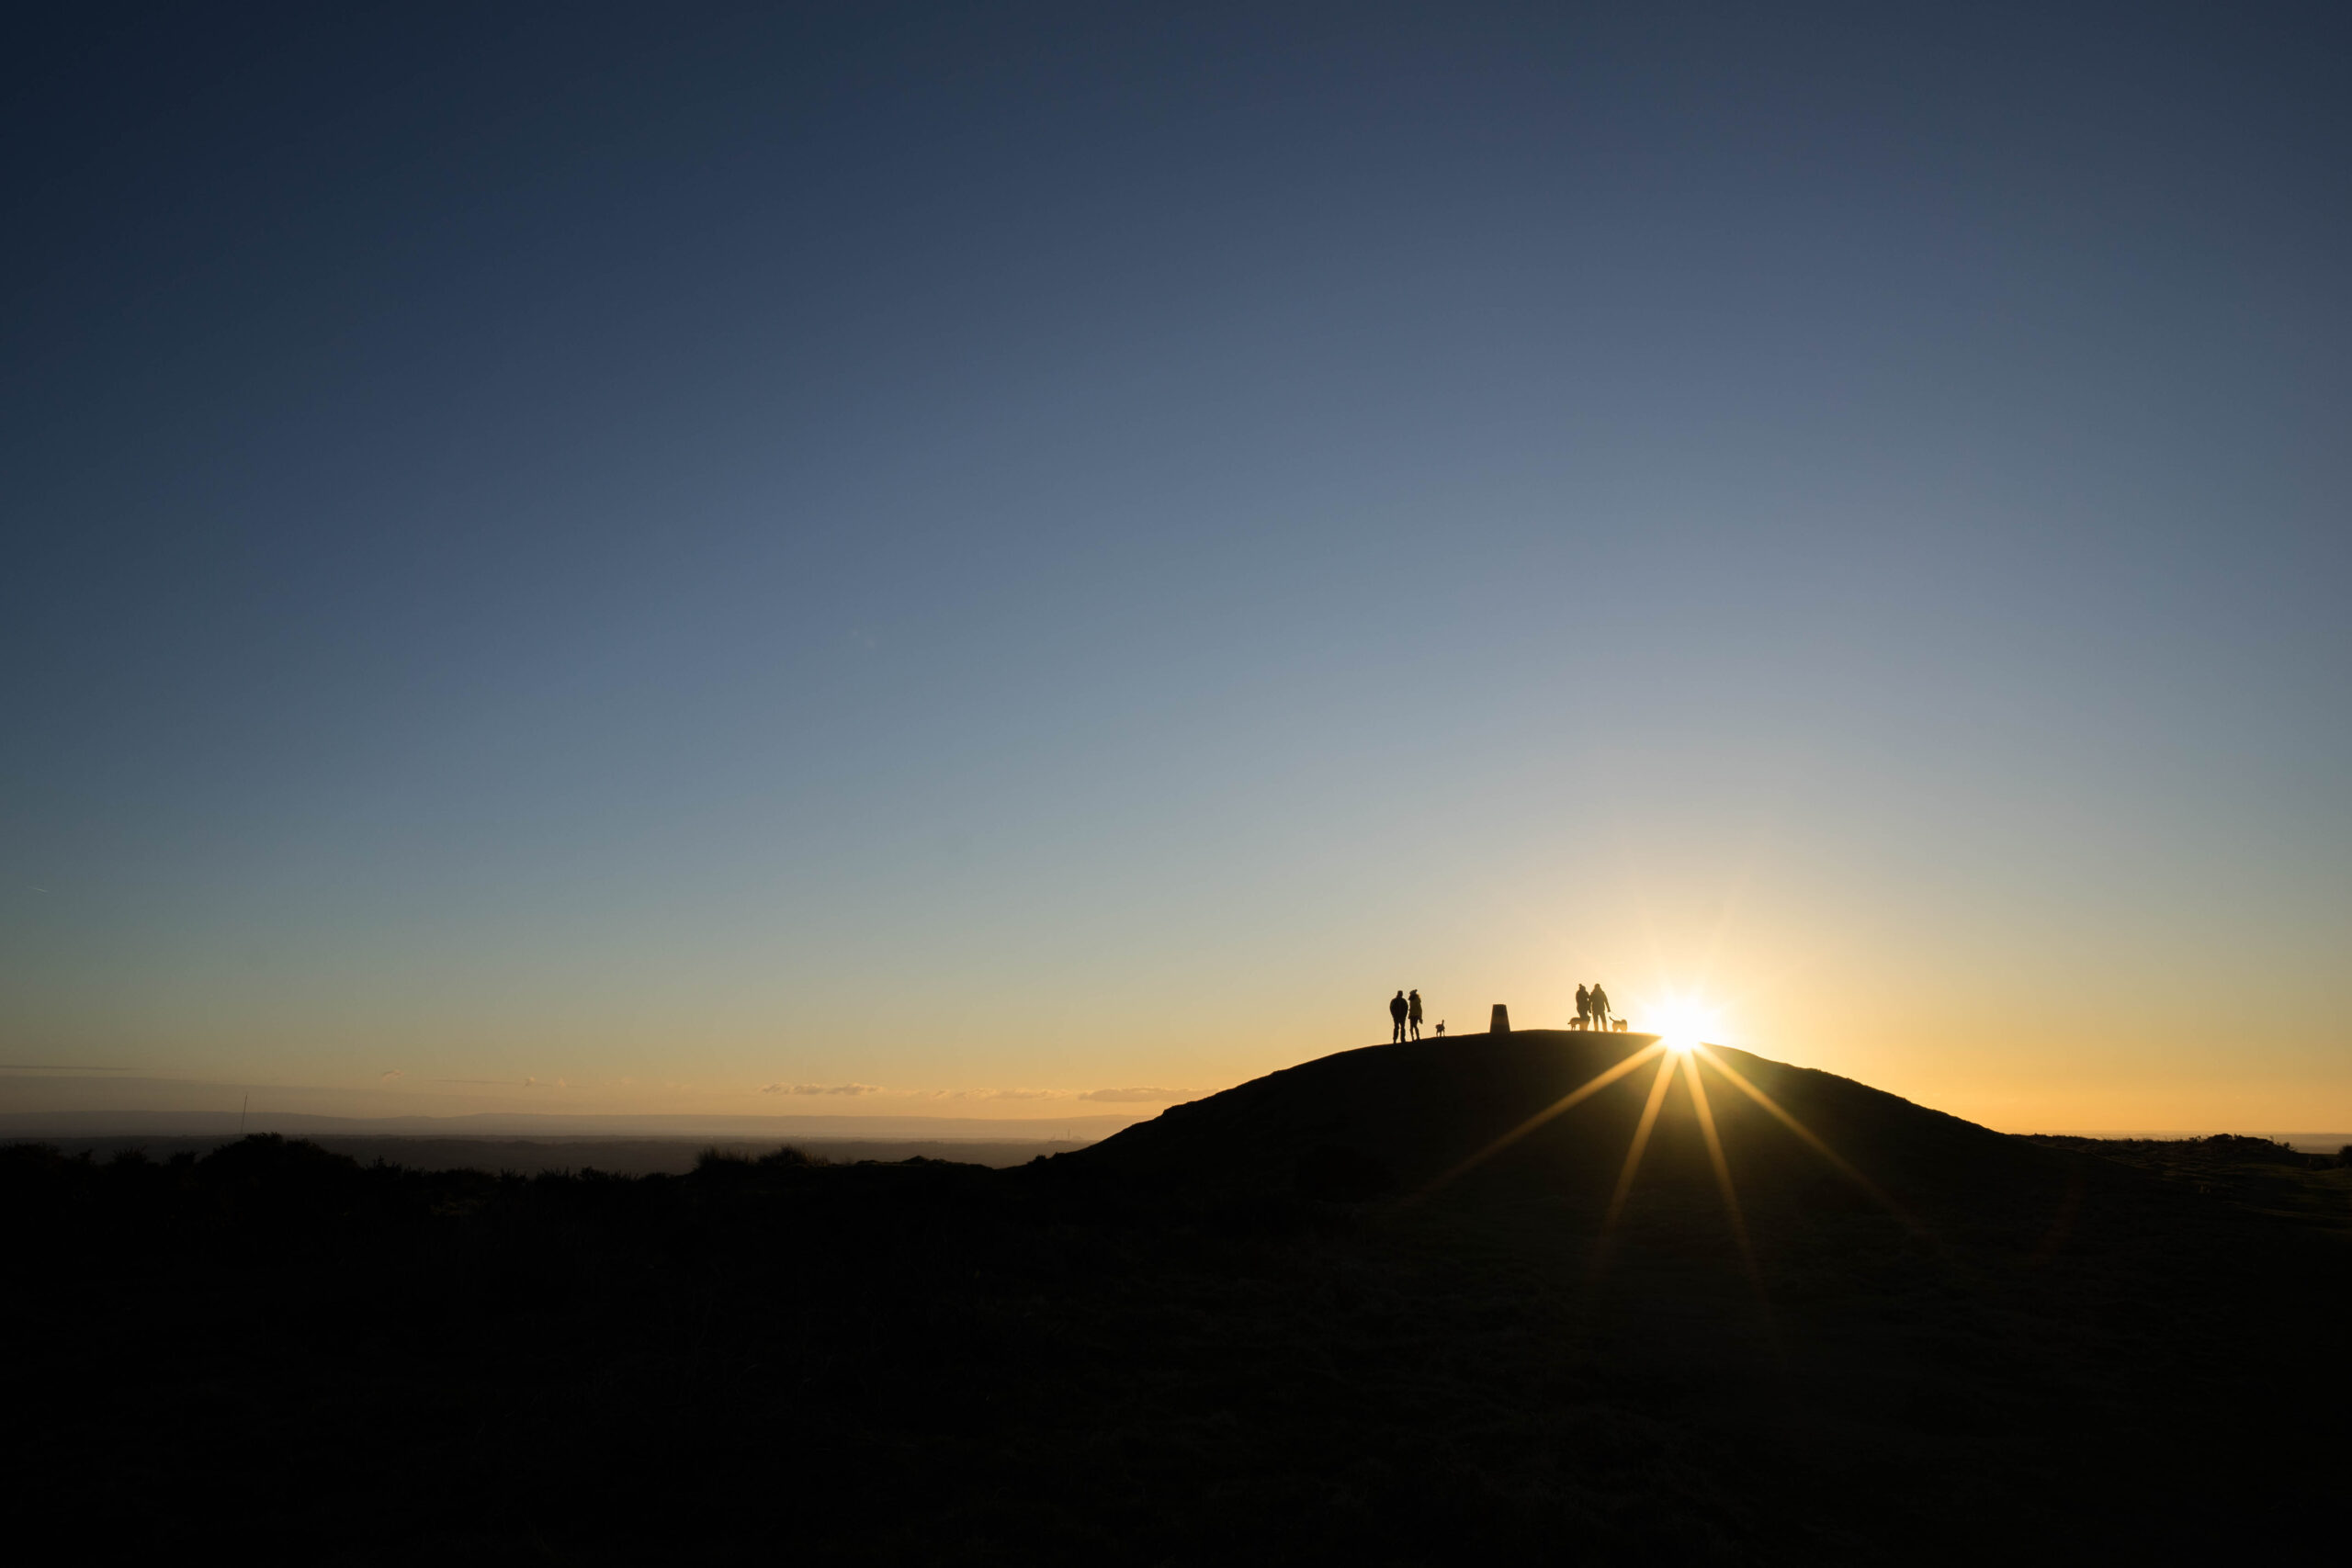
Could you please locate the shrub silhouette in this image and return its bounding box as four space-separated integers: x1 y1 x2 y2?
695 1144 831 1176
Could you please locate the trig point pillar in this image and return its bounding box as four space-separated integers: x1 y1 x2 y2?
1490 1003 1510 1033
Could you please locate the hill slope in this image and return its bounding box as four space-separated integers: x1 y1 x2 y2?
1073 1030 2031 1210
6 1036 2346 1562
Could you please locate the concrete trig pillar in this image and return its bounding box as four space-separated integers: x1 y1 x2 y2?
1490 1003 1510 1033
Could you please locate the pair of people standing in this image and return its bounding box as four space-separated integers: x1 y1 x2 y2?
1389 988 1423 1043
1575 983 1611 1032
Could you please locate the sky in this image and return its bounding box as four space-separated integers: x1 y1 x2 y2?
5 1 2347 1132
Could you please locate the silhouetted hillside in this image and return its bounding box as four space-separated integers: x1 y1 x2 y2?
1072 1030 2028 1204
5 1038 2346 1564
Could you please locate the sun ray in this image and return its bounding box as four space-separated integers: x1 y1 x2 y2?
1683 1051 1765 1301
1604 1049 1680 1231
1693 1046 1913 1228
1419 1040 1667 1197
1579 1047 1683 1299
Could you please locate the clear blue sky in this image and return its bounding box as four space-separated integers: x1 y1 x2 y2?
5 1 2347 1128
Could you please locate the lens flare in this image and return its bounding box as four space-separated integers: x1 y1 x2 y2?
1408 995 1918 1346
1650 993 1719 1053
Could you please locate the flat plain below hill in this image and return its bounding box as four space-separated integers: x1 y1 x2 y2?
27 1134 1094 1174
6 1031 2346 1564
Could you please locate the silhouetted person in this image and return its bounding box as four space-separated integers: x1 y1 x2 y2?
1590 983 1611 1032
1407 989 1423 1040
1389 989 1408 1043
1575 984 1591 1031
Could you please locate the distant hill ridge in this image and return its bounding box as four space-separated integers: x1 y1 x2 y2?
0 1108 1142 1141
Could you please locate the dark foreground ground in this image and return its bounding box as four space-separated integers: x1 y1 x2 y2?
6 1057 2349 1564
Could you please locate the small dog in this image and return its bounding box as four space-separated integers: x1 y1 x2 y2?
1613 1019 1628 1032
1568 1017 1586 1031
1434 1021 1446 1037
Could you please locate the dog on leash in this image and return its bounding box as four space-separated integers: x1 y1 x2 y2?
1568 1016 1585 1031
1613 1018 1628 1032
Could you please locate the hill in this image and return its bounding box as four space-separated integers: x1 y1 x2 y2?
4 1032 2346 1563
1071 1030 2023 1205
1061 1029 2352 1552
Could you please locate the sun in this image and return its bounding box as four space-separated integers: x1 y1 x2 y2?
1649 994 1718 1054
1425 990 1900 1323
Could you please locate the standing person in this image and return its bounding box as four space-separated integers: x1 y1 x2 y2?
1407 989 1423 1041
1389 989 1408 1043
1575 984 1591 1031
1590 983 1611 1032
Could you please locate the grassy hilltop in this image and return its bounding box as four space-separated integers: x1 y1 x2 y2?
6 1032 2347 1563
